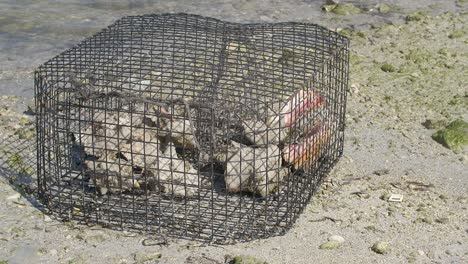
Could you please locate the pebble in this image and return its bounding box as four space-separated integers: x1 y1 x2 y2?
319 240 341 250
328 235 345 243
134 252 162 263
45 226 57 233
49 249 58 256
417 250 425 256
371 241 390 254
85 234 106 244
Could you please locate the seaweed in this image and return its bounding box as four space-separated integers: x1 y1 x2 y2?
432 119 468 153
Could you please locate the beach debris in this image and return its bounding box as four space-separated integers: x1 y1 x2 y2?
388 194 403 202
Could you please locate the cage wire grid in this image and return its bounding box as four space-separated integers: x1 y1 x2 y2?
35 13 349 243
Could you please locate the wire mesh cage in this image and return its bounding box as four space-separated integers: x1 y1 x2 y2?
35 13 349 243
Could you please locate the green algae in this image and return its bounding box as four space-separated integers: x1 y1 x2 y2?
14 127 35 139
377 3 392 14
322 4 337 13
381 63 397 72
232 255 268 264
333 4 362 15
432 119 468 153
406 12 427 22
7 152 33 175
405 49 432 63
448 29 465 39
319 240 341 249
325 3 362 15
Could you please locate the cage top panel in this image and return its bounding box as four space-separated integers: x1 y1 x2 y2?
37 13 348 107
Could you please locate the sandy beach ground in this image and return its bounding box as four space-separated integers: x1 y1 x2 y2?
0 1 467 263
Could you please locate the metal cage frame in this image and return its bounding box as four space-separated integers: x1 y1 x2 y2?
35 13 349 243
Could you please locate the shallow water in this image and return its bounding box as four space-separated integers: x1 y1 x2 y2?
0 0 462 99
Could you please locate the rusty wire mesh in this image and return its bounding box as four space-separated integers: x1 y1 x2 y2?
35 13 349 243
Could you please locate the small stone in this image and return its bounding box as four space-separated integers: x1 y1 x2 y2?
328 235 345 243
98 186 108 195
45 226 57 233
85 234 106 244
371 241 390 254
134 252 162 264
319 240 341 249
417 250 425 256
49 249 58 256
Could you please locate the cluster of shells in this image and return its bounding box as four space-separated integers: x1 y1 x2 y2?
70 87 333 198
67 40 336 198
